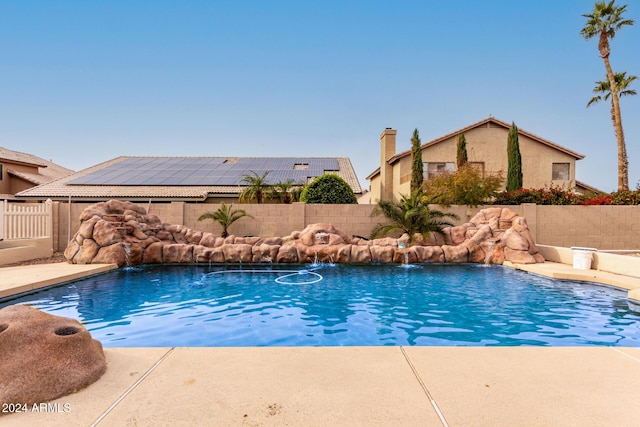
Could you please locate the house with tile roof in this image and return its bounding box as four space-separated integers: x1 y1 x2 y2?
367 117 591 203
0 147 74 200
16 156 362 202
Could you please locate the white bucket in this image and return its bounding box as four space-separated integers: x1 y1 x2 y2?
570 247 597 270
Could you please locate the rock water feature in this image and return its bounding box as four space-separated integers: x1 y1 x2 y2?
65 200 544 266
0 305 106 411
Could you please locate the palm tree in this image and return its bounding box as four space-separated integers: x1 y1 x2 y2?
290 184 305 203
197 202 253 238
270 179 302 204
587 71 637 107
581 0 635 191
370 189 458 244
239 170 271 203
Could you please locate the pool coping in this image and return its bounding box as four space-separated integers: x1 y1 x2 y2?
504 261 640 303
0 263 118 299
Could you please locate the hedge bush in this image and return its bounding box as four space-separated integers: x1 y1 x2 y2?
299 174 357 204
493 188 581 205
492 187 640 205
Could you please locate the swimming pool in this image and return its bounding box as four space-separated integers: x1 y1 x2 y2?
2 264 639 347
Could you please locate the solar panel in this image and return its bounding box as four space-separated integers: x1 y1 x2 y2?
67 157 343 186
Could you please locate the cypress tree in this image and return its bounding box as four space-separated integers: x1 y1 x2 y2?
506 122 523 191
456 133 468 168
410 128 424 193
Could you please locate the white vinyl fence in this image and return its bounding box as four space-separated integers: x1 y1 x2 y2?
0 199 52 240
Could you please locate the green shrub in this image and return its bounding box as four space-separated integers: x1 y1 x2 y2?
300 174 357 204
610 189 640 205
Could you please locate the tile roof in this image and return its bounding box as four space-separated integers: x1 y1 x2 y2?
575 180 607 195
0 146 75 184
0 146 48 167
16 156 362 200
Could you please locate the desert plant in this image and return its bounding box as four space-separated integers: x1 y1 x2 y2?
610 188 640 204
197 202 254 238
370 189 458 243
239 170 271 204
506 122 522 191
300 174 357 204
423 166 503 207
271 179 303 204
493 187 584 205
290 185 305 203
587 71 637 107
581 0 635 190
410 128 424 193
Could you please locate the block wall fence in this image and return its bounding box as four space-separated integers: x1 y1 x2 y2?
50 202 640 253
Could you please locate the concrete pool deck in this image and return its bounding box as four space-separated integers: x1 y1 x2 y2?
1 261 640 426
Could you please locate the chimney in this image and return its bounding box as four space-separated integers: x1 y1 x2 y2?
379 128 396 201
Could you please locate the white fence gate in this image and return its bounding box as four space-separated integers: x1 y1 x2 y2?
0 199 52 240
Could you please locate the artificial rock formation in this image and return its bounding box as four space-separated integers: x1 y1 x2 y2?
0 305 106 410
64 200 544 267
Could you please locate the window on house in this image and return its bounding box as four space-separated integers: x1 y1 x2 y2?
0 164 3 180
552 163 570 180
423 162 455 179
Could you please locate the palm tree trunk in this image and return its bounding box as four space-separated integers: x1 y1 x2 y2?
602 55 629 191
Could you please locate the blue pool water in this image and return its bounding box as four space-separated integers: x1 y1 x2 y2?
1 264 639 347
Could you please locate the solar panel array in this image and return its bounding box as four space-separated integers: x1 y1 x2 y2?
68 157 340 186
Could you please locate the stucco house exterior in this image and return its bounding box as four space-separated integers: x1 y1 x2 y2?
0 146 74 200
16 155 362 202
366 117 587 203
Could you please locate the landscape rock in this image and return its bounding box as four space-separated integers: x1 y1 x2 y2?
0 305 106 410
64 200 544 267
350 245 372 264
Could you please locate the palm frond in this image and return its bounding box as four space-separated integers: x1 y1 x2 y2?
370 189 459 244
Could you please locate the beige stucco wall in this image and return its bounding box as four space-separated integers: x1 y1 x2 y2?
0 162 7 195
0 238 52 266
0 161 41 195
394 156 412 201
369 175 381 203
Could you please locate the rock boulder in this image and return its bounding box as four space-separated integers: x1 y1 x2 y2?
0 305 106 410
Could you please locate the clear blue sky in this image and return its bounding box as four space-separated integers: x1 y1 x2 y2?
1 0 639 193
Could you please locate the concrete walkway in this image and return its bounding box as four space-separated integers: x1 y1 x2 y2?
2 262 640 426
4 346 640 426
